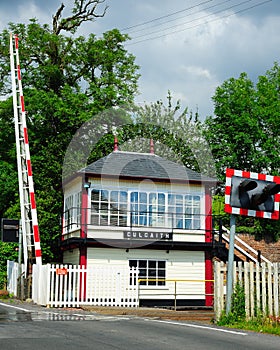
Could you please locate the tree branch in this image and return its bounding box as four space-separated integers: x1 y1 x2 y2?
52 3 65 34
52 0 108 35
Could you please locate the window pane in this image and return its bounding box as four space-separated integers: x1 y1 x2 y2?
120 191 127 202
92 189 99 201
140 192 147 203
149 193 156 202
110 191 118 203
131 192 138 202
101 190 109 201
158 193 165 204
148 261 156 268
129 260 137 268
139 260 147 268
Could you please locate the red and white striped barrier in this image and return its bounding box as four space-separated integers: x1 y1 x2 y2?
12 34 42 263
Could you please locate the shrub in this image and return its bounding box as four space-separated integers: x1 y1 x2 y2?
0 289 9 299
218 282 246 325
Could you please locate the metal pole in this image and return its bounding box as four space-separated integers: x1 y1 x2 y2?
226 214 236 314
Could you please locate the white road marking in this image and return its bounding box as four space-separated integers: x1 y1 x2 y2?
0 302 131 322
0 301 30 312
147 319 248 336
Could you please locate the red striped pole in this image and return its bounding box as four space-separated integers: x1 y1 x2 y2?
14 34 42 263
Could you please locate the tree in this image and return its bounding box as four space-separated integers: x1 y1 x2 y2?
0 0 140 262
255 62 280 175
204 65 280 240
205 65 280 180
115 92 216 179
204 72 262 180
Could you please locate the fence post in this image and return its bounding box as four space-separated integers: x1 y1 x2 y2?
214 261 221 320
267 263 273 316
255 263 260 313
174 281 177 311
249 262 254 318
244 262 250 319
273 263 279 317
261 263 267 316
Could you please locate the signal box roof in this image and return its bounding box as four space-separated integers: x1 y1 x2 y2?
81 151 216 185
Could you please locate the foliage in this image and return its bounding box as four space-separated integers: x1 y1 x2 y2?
217 286 280 336
218 315 280 336
217 282 246 325
205 62 280 179
204 63 280 240
0 241 18 289
0 0 140 265
115 92 216 178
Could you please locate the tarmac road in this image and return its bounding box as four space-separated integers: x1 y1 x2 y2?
0 301 279 350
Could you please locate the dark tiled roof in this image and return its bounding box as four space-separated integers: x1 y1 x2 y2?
81 151 216 184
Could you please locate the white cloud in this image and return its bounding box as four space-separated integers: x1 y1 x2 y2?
1 0 280 119
180 65 212 79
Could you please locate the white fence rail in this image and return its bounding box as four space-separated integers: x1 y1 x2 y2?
214 261 280 320
32 264 139 308
6 260 25 297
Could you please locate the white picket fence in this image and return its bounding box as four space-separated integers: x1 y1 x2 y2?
214 261 280 320
6 260 25 297
32 264 139 308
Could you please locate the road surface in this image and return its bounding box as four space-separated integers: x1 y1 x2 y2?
0 302 279 350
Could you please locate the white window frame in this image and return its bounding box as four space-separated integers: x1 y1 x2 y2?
64 191 82 231
129 259 166 286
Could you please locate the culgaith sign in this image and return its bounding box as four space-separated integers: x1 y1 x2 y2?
124 231 172 240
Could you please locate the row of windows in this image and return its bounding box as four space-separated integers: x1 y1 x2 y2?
91 189 202 229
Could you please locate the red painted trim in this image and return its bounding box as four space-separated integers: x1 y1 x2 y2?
24 128 29 144
80 184 89 299
81 188 88 239
15 35 19 49
20 95 25 112
35 250 42 258
79 245 87 267
33 225 40 242
17 65 21 80
27 159 32 176
30 192 36 209
205 252 213 306
205 186 212 243
79 245 87 301
204 186 213 306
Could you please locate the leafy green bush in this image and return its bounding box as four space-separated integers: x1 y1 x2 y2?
0 270 7 290
218 282 246 325
0 241 18 289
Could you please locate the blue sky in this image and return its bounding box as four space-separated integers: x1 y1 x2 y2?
1 0 280 118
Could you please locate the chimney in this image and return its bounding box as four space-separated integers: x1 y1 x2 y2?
150 139 154 154
113 136 118 151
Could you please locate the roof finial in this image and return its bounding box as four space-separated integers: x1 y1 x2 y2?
113 135 118 152
150 139 154 154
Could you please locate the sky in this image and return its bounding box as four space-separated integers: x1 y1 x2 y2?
1 0 280 119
